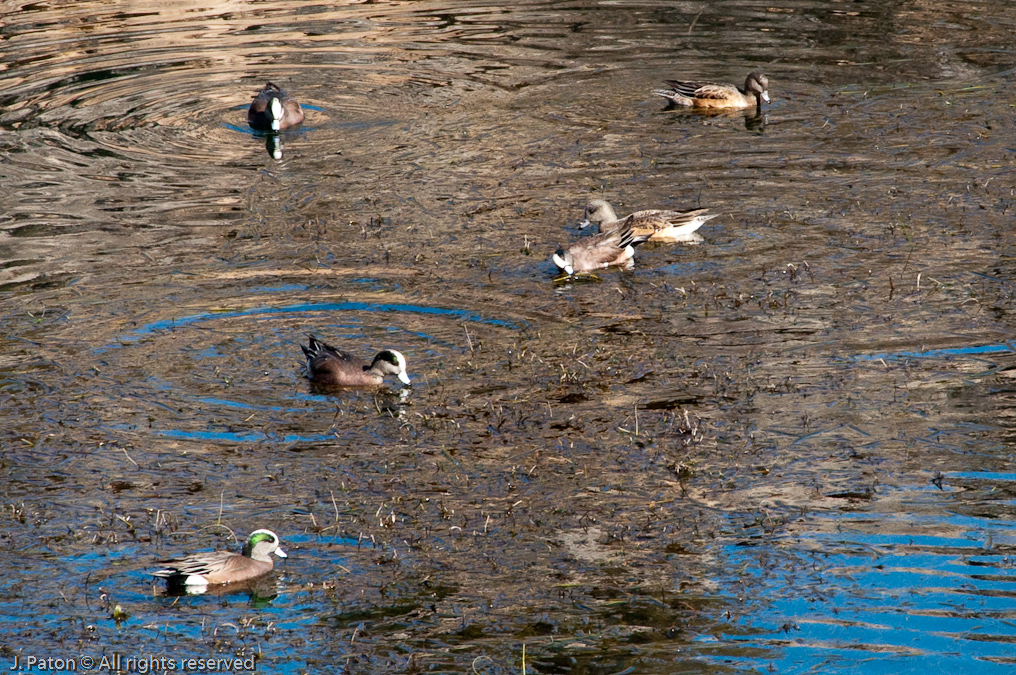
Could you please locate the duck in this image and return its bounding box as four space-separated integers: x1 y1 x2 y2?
302 336 411 386
553 217 651 276
247 82 304 132
579 199 719 243
151 529 287 588
654 71 770 109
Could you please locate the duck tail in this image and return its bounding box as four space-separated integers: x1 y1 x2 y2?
302 335 323 359
630 233 653 249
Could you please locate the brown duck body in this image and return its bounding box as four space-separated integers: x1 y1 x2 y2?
247 82 304 132
654 71 770 109
302 336 411 387
553 217 651 275
152 529 287 587
580 199 718 243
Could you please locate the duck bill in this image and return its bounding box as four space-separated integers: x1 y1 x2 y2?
398 372 412 386
552 252 571 274
577 219 592 230
761 91 770 103
274 548 288 559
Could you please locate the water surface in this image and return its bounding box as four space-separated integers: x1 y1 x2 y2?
2 0 1016 672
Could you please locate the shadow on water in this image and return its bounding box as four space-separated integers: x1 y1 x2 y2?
2 0 1016 672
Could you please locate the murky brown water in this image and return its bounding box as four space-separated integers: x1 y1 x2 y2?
3 0 1016 672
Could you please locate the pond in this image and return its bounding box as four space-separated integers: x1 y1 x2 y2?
2 0 1016 673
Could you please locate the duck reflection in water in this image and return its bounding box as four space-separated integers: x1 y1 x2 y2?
157 574 282 603
657 105 767 133
744 110 767 132
265 133 284 160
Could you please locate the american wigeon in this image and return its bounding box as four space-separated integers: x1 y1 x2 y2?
553 216 651 276
152 529 287 587
302 336 411 387
654 71 770 109
579 199 719 243
247 82 304 132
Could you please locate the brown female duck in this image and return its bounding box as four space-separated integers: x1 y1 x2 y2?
580 199 718 243
654 71 770 109
553 217 651 276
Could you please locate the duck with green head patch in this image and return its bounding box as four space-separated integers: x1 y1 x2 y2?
302 335 411 387
152 529 287 588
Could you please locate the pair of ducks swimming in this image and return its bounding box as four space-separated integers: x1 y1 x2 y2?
151 339 409 590
249 88 406 388
553 199 720 276
151 340 406 591
245 70 769 133
150 340 408 591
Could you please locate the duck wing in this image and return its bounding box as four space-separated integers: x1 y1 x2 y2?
302 336 358 365
662 80 736 100
153 551 235 579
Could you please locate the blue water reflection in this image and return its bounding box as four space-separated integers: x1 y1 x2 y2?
99 301 525 353
156 429 333 443
724 508 1016 674
855 343 1016 362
